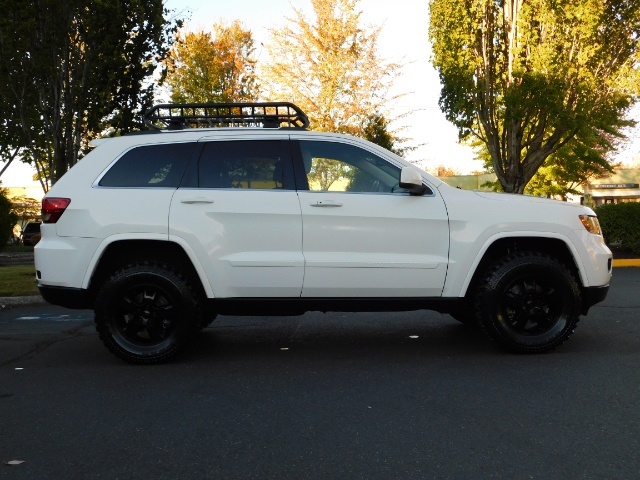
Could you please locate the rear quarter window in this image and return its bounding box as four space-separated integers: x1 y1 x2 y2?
99 143 195 188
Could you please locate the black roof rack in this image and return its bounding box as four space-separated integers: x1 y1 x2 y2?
143 102 309 130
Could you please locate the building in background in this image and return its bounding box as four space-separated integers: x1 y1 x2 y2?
438 168 640 206
585 169 640 205
436 173 496 191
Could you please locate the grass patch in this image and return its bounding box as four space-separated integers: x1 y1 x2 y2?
0 265 39 297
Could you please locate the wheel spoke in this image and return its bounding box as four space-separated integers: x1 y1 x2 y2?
537 285 556 306
114 287 177 343
500 275 564 334
532 306 555 328
503 289 526 309
510 309 530 330
121 318 144 337
142 291 176 342
120 295 140 312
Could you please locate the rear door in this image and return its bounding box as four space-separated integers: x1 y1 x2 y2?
292 137 450 298
170 136 304 298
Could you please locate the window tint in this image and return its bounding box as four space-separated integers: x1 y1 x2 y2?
299 141 409 194
198 141 292 190
99 143 194 188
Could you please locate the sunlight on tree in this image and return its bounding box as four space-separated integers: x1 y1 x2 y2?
262 0 405 149
0 0 180 189
164 21 259 103
429 0 640 193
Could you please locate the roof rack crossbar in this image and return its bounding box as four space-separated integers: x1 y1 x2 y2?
143 102 309 130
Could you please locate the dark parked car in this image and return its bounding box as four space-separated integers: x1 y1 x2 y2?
21 222 41 246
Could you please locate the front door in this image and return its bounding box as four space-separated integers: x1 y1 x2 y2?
293 138 449 298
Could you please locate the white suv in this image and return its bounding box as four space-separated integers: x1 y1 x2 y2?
35 102 612 363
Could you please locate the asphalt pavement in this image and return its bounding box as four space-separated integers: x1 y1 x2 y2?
1 268 639 479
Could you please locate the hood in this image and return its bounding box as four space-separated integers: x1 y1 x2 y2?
472 191 590 211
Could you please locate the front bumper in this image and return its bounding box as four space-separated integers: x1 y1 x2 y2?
581 285 610 314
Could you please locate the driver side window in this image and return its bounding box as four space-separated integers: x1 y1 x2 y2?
299 141 405 194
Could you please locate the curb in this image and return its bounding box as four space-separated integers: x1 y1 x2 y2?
613 259 640 268
0 296 47 308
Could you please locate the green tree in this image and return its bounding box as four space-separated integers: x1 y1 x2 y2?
262 0 404 146
0 188 18 250
362 114 411 156
429 0 640 193
0 0 180 190
163 21 259 103
525 143 621 200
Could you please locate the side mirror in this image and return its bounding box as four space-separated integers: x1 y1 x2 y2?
399 167 428 196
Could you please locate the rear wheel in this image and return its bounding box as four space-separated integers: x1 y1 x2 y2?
94 262 202 364
474 252 581 353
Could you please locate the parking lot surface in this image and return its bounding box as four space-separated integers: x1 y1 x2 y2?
1 268 639 479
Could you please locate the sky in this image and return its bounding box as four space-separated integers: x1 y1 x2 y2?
3 0 639 187
162 0 482 171
1 0 482 188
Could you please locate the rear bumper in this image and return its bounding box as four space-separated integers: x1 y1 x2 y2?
581 285 609 314
38 285 91 310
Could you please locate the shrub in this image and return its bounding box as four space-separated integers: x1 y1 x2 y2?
0 189 19 251
594 202 640 254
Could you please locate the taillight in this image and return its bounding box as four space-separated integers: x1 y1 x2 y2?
42 197 71 223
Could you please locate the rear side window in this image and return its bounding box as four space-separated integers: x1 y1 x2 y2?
198 140 294 190
99 143 195 188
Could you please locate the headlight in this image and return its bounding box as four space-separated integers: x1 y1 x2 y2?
579 215 602 235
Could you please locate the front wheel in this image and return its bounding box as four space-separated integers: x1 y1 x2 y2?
94 262 202 364
474 252 581 353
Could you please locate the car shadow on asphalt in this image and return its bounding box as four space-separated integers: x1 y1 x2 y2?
185 313 498 363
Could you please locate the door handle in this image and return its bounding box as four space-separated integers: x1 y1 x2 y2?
310 200 343 207
181 198 214 204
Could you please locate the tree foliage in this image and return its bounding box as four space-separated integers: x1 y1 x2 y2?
0 0 179 189
362 114 412 156
0 188 18 250
9 195 41 230
429 0 640 193
432 165 461 177
262 0 405 151
163 21 259 103
524 147 621 200
308 159 351 191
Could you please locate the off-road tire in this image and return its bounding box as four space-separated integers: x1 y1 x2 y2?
474 252 581 353
94 262 203 364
